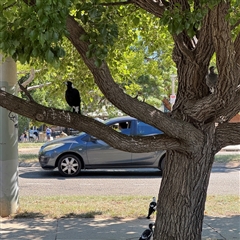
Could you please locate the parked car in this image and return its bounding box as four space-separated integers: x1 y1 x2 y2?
29 129 39 142
38 116 166 177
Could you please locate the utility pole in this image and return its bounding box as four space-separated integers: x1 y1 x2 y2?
0 55 19 217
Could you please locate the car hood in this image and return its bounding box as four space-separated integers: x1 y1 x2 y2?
41 134 84 148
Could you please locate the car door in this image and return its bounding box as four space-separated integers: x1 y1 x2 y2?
85 119 133 167
131 120 163 166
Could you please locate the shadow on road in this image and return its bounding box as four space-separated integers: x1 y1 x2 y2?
19 168 162 180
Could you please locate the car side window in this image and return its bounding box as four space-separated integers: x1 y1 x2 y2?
136 121 162 136
110 121 132 135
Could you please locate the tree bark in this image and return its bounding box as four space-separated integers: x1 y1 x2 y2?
155 123 216 239
155 151 214 239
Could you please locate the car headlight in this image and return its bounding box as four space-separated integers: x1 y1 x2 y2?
43 143 64 152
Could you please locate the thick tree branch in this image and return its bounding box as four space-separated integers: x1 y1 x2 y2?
180 3 240 123
215 122 240 151
195 13 215 65
184 90 240 123
65 15 204 150
214 88 240 122
211 2 237 99
100 0 132 6
131 0 165 17
174 34 196 64
234 33 240 69
0 89 188 153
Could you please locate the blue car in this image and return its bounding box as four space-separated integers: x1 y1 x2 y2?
38 116 166 177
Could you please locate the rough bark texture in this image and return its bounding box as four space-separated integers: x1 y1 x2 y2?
155 124 216 239
1 0 240 239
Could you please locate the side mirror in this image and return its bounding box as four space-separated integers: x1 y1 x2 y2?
90 136 97 142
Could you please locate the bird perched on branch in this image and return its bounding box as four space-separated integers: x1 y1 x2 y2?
206 66 218 93
139 223 155 240
65 81 81 114
147 197 157 219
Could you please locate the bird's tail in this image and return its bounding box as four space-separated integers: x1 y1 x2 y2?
73 106 81 114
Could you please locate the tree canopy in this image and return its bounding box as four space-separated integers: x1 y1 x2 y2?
1 1 176 116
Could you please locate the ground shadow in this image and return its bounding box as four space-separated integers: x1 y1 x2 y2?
1 216 150 240
19 168 162 180
1 215 239 240
202 215 240 239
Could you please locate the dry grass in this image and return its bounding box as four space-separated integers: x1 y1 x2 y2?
19 142 43 148
214 154 240 163
18 153 38 163
15 196 152 219
18 143 41 163
13 195 239 219
205 195 240 216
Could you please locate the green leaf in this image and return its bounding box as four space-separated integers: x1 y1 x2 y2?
80 34 89 41
32 48 39 57
133 17 140 26
52 32 59 42
29 29 38 41
36 0 41 7
81 14 88 24
88 44 95 50
57 48 65 58
94 58 102 67
45 49 54 62
9 48 15 56
39 33 46 45
86 50 92 58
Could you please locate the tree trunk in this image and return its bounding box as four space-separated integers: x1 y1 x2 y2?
154 126 215 239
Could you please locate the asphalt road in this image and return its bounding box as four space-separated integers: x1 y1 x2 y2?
18 166 240 196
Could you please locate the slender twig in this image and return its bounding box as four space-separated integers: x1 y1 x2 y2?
231 19 240 30
100 0 133 6
3 2 17 10
18 82 35 102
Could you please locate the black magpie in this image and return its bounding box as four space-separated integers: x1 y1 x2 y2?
206 66 218 93
65 81 81 114
139 223 155 240
147 197 157 219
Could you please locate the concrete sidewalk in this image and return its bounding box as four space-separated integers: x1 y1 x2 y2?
1 215 239 240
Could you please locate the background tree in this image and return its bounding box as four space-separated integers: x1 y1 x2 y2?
15 32 173 117
0 0 240 239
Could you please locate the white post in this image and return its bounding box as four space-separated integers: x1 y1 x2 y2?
170 74 177 107
0 55 19 217
171 74 176 95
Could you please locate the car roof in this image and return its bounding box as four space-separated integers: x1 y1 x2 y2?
105 116 136 125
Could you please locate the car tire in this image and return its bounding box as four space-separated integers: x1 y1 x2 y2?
57 154 82 177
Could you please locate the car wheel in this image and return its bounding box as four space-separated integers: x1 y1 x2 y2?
57 154 81 177
158 155 165 172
